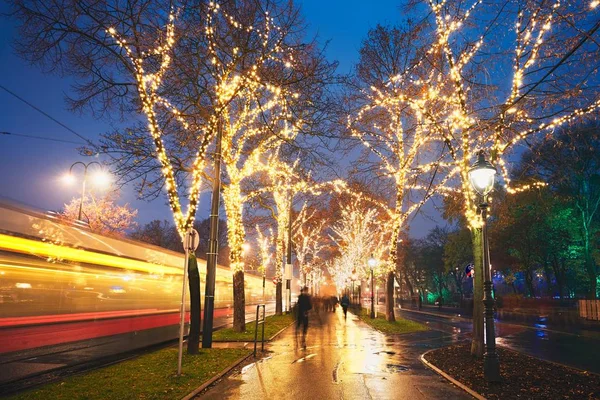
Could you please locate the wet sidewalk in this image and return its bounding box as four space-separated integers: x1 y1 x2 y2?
200 309 470 400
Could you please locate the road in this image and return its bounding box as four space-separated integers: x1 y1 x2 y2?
395 307 600 374
0 303 275 395
201 309 471 400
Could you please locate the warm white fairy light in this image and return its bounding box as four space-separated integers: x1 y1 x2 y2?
106 11 211 237
202 2 303 275
256 225 274 277
348 66 452 271
292 202 326 285
327 198 388 289
372 0 600 231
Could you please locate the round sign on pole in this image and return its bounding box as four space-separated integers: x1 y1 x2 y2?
465 263 474 277
184 229 200 252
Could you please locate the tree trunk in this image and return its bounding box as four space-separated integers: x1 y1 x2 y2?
222 184 247 332
404 273 414 298
585 235 597 299
386 271 395 322
470 228 484 358
276 281 282 315
554 258 565 300
232 270 246 332
187 254 200 354
525 269 535 298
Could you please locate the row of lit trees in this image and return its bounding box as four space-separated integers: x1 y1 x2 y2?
11 0 600 375
347 0 600 362
9 0 338 354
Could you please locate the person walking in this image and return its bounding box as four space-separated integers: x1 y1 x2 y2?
296 287 312 349
340 293 350 319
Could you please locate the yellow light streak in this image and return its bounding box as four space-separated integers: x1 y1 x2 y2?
0 234 181 275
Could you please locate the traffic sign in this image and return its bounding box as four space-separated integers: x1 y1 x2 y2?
465 263 474 277
183 229 200 251
284 263 292 280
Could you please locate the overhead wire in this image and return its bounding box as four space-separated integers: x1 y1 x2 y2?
0 84 95 147
0 131 86 145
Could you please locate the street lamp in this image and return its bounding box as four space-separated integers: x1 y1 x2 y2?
351 270 357 305
63 161 110 221
368 255 377 318
468 150 501 382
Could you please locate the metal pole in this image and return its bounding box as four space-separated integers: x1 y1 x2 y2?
78 168 87 221
202 117 223 349
254 305 260 357
286 191 293 313
370 268 375 318
481 202 501 382
177 245 190 376
261 305 265 352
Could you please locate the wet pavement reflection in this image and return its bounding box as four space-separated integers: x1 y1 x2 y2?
396 309 600 374
199 309 470 400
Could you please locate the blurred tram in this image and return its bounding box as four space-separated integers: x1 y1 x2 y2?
0 200 275 354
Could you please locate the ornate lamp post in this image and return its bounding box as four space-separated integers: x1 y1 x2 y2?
63 161 110 221
368 255 377 318
468 150 501 382
351 270 358 305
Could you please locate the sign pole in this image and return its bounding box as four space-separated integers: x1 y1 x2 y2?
177 229 199 376
177 244 190 376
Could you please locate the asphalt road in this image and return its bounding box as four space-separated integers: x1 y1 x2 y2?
395 307 600 374
200 309 471 400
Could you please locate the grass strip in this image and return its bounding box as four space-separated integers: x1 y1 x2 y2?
8 347 250 400
211 313 295 342
354 307 428 334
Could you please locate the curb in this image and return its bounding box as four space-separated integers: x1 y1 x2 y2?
399 307 472 323
181 352 253 400
268 321 294 341
420 349 486 400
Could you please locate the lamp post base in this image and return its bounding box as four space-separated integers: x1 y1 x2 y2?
484 352 501 382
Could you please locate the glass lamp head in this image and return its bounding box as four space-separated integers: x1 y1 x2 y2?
91 170 111 188
468 151 496 196
62 173 75 185
368 256 377 269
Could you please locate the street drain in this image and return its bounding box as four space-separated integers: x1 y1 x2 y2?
386 364 410 373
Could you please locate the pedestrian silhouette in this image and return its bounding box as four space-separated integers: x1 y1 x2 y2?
296 287 312 349
340 294 350 319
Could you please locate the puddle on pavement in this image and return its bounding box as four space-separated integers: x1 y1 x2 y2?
291 353 317 364
332 360 341 383
385 364 410 373
240 355 274 374
241 363 255 374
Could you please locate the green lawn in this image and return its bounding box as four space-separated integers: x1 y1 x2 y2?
354 308 428 335
211 313 294 342
8 347 250 400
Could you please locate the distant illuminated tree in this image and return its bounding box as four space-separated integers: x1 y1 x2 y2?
292 202 327 286
62 191 137 236
327 198 388 294
350 24 451 321
256 225 274 279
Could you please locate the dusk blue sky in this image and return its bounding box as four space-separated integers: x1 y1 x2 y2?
0 1 439 237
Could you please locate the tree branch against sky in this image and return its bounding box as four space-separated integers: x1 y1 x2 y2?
360 0 600 354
